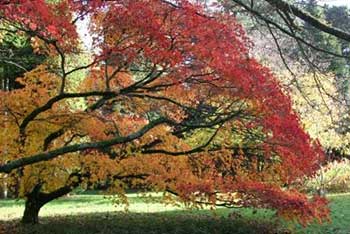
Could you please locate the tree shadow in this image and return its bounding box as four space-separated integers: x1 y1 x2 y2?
0 210 287 234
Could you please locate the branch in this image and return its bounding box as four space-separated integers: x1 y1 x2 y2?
65 59 99 77
0 59 28 72
52 41 66 94
265 22 316 108
1 117 167 173
142 124 221 155
229 0 350 59
30 172 89 205
43 128 65 151
264 0 350 42
19 91 118 135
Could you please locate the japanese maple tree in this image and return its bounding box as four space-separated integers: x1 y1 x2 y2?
0 0 329 225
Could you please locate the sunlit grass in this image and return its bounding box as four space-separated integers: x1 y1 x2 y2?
0 193 186 220
0 193 350 233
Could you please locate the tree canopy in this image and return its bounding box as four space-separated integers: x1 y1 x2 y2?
0 0 329 225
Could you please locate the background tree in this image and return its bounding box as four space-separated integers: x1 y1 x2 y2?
0 23 46 91
220 0 350 157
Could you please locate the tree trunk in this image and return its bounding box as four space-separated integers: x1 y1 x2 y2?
21 198 43 224
3 183 8 199
20 173 84 224
2 174 8 199
21 183 45 224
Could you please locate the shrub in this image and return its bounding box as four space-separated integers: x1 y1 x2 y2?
303 159 350 194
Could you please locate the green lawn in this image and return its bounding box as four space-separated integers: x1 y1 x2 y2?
0 193 349 234
294 193 350 234
0 193 185 220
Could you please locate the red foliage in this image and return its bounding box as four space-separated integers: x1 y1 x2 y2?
0 0 329 226
1 0 78 51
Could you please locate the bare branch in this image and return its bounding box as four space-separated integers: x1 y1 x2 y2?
264 0 350 42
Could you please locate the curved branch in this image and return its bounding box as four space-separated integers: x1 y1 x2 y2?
1 117 167 173
19 91 118 135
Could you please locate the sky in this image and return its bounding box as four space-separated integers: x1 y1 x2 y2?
318 0 350 6
76 17 92 51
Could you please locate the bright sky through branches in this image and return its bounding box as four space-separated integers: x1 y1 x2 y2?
318 0 350 6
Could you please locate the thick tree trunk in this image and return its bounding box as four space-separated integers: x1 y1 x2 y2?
21 183 44 224
20 173 84 224
21 198 43 224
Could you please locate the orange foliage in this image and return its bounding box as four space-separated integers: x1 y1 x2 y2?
0 0 329 225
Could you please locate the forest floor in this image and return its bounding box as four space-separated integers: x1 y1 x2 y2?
0 192 349 234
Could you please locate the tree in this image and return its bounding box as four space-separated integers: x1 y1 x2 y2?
225 0 350 42
223 0 350 157
0 14 47 91
221 0 350 72
0 0 329 225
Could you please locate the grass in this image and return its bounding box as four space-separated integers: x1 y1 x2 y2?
0 193 185 221
294 193 350 234
0 193 349 234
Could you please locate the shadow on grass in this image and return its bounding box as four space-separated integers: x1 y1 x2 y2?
0 210 288 234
